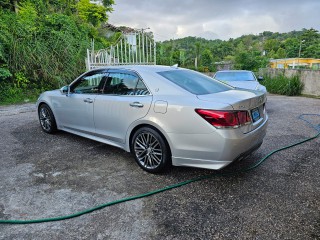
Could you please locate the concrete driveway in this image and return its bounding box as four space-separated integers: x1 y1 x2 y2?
0 95 319 239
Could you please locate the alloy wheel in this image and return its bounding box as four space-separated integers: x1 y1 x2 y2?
39 107 52 132
134 132 163 169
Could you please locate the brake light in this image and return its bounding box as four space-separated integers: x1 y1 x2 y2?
195 109 251 128
237 111 251 125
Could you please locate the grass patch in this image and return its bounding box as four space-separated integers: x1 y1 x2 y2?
0 84 41 105
262 74 303 96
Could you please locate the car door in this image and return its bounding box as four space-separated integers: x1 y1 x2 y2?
94 70 152 144
55 70 108 134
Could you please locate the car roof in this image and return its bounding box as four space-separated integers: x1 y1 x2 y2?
90 65 179 73
86 65 192 96
215 70 253 73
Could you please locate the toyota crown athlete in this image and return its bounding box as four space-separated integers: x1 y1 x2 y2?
37 65 268 173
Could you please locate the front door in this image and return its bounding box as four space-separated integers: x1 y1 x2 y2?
55 70 108 134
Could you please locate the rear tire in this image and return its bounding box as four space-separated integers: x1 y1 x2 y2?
38 104 57 134
131 127 171 173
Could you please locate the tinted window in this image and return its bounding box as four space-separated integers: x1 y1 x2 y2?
71 72 107 94
104 72 149 95
158 70 232 95
214 72 256 81
135 79 150 95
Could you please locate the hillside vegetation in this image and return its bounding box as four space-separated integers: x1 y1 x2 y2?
1 1 319 103
156 28 320 72
0 0 116 104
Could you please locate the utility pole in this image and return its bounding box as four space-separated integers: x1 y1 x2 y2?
297 39 305 69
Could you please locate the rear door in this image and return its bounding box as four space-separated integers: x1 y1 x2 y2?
94 70 152 144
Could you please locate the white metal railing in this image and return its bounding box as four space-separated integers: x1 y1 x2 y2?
86 31 156 70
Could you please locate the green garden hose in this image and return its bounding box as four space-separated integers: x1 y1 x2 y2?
0 114 319 224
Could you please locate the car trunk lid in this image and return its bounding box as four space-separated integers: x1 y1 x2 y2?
197 90 267 133
221 80 259 90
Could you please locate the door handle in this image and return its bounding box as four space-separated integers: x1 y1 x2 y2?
84 98 93 103
130 102 144 108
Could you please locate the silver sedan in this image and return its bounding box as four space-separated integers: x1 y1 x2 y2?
37 65 268 173
213 70 267 93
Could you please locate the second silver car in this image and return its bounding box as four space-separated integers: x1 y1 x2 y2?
213 70 267 93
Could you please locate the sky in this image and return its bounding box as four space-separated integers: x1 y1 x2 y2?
108 0 320 41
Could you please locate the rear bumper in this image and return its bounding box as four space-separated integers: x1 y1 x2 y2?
170 115 268 170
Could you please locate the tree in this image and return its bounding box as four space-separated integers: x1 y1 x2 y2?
301 28 319 43
304 44 320 59
263 39 280 53
102 0 115 10
201 49 214 71
0 0 120 104
76 0 109 26
300 28 320 58
17 1 38 33
194 42 201 69
179 50 186 66
275 48 286 59
234 50 263 71
283 38 300 58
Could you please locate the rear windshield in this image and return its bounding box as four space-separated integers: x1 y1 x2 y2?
157 70 232 95
214 71 256 81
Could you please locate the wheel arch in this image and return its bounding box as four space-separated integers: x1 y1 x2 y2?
37 101 48 111
37 100 53 113
37 98 59 119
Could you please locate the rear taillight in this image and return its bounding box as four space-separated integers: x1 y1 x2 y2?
195 109 251 128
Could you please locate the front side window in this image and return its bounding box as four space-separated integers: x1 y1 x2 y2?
71 71 107 94
158 69 232 95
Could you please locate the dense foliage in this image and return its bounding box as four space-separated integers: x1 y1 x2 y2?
0 0 115 104
0 0 318 103
156 29 320 72
261 74 304 96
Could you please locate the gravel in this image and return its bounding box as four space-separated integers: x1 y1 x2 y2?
0 95 319 240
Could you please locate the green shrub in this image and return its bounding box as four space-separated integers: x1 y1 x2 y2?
0 67 12 79
262 74 303 96
0 82 40 104
0 1 115 104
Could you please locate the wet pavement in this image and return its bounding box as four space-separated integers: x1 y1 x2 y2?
0 95 319 239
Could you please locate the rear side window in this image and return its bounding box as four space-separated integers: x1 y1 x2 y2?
158 70 232 95
104 72 150 95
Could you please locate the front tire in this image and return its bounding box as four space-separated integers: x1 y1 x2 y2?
38 104 57 134
131 127 171 173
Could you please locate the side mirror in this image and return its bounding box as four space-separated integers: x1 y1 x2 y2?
257 76 264 81
60 86 69 94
